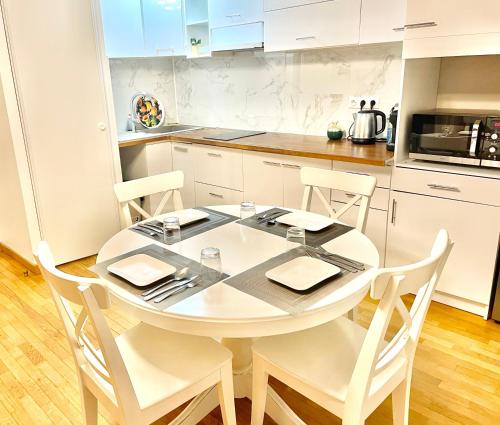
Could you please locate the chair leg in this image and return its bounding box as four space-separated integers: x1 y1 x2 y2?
392 377 411 425
81 384 98 425
251 355 269 425
217 362 237 425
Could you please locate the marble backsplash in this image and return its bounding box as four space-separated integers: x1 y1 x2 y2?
110 43 402 137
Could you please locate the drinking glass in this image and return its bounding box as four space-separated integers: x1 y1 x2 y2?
200 247 222 283
163 216 181 245
240 201 256 219
286 227 306 250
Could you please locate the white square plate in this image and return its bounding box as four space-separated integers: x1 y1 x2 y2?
265 256 341 291
276 210 335 232
107 254 176 287
156 209 209 227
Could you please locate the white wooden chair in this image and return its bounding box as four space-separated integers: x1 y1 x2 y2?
114 170 184 227
300 166 377 233
35 241 236 425
251 229 453 425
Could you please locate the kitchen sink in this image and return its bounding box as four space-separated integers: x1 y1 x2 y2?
135 124 202 135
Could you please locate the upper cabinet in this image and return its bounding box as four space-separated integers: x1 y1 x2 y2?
209 0 264 52
359 0 405 45
264 0 361 52
142 0 185 56
100 0 185 58
184 0 211 57
403 0 500 58
101 0 145 58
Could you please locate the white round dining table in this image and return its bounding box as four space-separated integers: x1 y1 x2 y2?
97 204 379 425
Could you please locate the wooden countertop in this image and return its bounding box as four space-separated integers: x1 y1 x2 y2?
118 128 393 166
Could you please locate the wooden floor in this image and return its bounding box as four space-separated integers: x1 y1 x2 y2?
0 251 499 425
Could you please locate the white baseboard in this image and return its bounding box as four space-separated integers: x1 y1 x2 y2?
432 291 488 318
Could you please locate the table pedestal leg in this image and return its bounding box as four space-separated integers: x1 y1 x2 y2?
168 337 304 425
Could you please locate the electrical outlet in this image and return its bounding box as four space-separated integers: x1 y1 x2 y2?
349 96 380 110
132 215 141 223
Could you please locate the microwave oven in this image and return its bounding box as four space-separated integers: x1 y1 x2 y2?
409 110 500 169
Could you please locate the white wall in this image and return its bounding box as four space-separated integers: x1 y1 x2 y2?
109 43 403 137
0 80 33 262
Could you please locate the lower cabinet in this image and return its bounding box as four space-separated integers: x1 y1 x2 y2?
195 182 243 207
331 201 388 265
386 190 499 314
243 152 284 206
143 142 173 214
172 141 197 208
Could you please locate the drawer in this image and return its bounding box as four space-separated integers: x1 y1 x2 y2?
392 166 500 207
331 187 389 211
264 0 324 12
332 161 392 189
195 182 243 207
194 146 244 191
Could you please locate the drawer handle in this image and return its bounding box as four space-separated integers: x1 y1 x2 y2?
345 192 356 198
209 192 224 198
427 184 460 192
281 163 301 169
263 160 281 167
392 26 405 32
296 36 316 41
208 152 222 158
404 21 437 29
174 146 188 152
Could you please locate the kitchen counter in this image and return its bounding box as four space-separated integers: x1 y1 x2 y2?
118 128 393 167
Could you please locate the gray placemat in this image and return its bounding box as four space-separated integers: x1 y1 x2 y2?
223 246 371 315
130 207 238 243
237 208 354 247
90 244 227 311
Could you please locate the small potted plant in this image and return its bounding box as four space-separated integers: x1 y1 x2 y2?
190 38 202 56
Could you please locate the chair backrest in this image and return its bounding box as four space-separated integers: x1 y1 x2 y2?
114 170 184 227
300 167 376 232
344 229 453 420
34 241 141 419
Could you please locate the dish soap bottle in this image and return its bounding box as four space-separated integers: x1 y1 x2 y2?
126 114 135 132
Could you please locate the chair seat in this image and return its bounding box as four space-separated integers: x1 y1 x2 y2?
115 322 232 410
253 316 405 402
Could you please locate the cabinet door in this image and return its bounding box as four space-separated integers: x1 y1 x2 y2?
209 0 263 28
100 0 145 57
243 152 284 207
332 201 387 265
281 156 332 215
172 142 196 208
359 0 405 44
264 0 361 52
144 142 174 214
194 145 243 190
141 0 185 56
386 191 499 306
405 0 500 40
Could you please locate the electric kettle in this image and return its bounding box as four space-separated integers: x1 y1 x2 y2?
349 100 386 144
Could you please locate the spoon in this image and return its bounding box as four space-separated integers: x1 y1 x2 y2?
142 267 189 297
154 282 198 303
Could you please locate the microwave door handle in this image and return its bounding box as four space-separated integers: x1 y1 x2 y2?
469 120 482 157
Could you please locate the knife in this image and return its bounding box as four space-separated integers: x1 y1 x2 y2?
143 275 199 301
317 248 365 269
132 226 156 237
258 211 289 222
153 281 199 303
137 223 163 235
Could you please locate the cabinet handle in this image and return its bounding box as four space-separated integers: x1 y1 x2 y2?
208 152 222 158
209 192 224 198
174 146 188 152
345 192 356 198
404 21 437 29
427 184 460 192
296 36 316 41
391 199 397 225
263 160 281 167
281 163 301 169
392 26 405 32
226 13 241 18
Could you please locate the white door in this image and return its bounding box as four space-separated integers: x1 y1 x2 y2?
359 0 405 44
2 0 121 264
209 0 264 28
172 142 196 208
386 191 499 306
405 0 500 39
243 152 284 207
